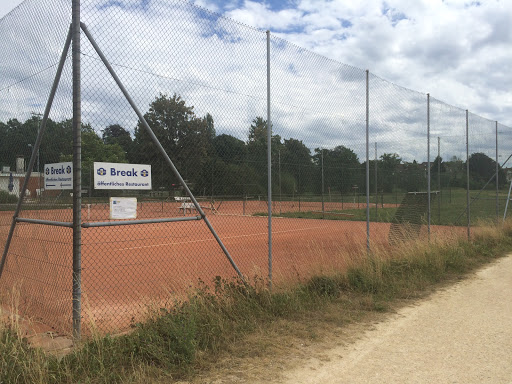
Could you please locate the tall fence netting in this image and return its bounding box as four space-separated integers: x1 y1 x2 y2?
369 75 428 244
429 98 468 227
0 0 73 332
0 0 510 334
270 36 367 280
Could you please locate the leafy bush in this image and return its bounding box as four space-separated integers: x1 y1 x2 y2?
0 190 17 204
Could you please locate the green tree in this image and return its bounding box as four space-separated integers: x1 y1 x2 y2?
41 119 73 166
248 117 268 143
61 125 127 187
403 160 424 192
197 159 262 196
133 93 211 190
213 134 247 164
0 121 8 169
445 156 465 188
313 146 360 194
246 117 282 194
205 113 216 142
430 156 446 175
0 116 72 173
0 119 26 171
195 134 249 197
379 153 402 192
280 138 311 194
429 155 447 191
469 152 506 188
102 124 133 158
247 117 282 151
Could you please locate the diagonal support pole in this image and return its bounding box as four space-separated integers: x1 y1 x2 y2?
80 22 244 280
0 26 73 281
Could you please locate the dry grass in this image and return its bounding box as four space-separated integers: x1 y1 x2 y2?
1 221 512 383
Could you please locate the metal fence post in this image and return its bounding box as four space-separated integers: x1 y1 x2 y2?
438 136 441 223
366 70 370 252
466 110 471 240
266 30 272 288
427 94 431 241
496 121 499 223
72 0 82 340
321 148 325 218
375 142 378 217
279 149 282 215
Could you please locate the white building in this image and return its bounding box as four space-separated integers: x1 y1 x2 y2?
0 158 42 198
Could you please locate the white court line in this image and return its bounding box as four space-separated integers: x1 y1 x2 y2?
116 225 327 251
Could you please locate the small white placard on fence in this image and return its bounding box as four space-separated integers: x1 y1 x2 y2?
109 197 137 219
44 162 73 190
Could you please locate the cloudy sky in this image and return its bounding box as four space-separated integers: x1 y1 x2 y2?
1 0 511 162
0 0 23 18
196 0 512 125
1 0 510 123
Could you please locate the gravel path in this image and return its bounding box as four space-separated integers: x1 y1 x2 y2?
278 255 512 384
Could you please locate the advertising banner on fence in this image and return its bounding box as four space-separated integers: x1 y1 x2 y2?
94 162 152 190
44 162 73 190
110 197 137 219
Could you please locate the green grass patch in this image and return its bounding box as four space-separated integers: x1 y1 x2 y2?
262 188 511 226
256 207 397 223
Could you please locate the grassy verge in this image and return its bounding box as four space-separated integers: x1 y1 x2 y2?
260 199 506 226
1 221 512 383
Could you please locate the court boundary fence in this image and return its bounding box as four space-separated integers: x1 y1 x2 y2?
0 8 245 338
0 0 510 339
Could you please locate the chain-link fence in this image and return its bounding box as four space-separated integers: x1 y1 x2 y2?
0 0 510 337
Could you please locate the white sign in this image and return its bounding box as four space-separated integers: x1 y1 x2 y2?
44 162 73 190
94 162 152 190
110 197 137 219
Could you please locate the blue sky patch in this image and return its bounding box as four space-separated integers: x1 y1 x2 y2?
382 2 408 26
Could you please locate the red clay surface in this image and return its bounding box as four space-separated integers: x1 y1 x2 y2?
0 201 459 334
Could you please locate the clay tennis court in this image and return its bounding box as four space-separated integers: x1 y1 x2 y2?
0 200 458 334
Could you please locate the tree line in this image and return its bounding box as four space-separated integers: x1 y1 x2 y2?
0 93 506 197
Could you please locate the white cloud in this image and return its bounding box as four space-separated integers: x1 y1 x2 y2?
223 0 512 129
1 0 511 163
0 0 24 19
226 1 304 30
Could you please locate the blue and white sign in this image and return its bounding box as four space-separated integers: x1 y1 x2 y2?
44 162 73 190
94 162 152 190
